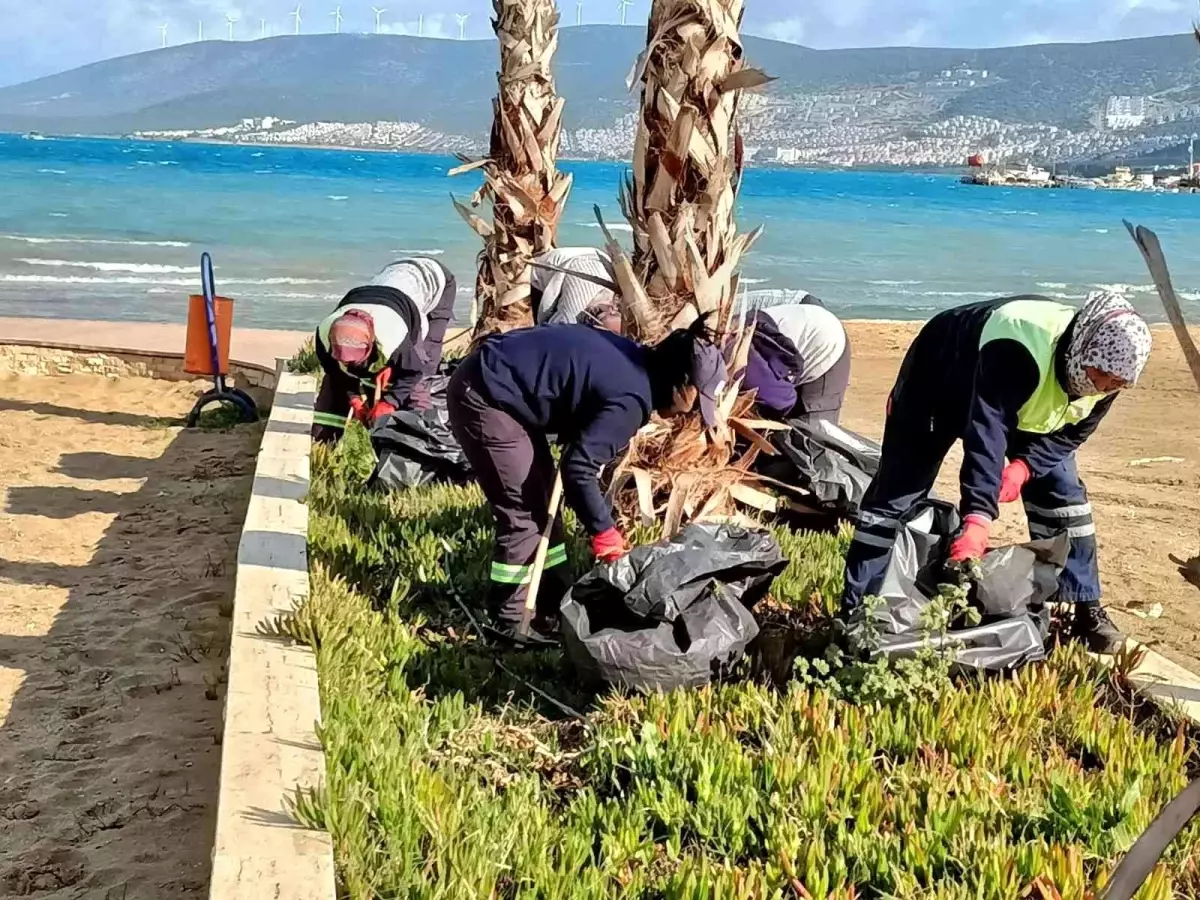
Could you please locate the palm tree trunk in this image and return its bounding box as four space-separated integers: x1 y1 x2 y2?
607 0 776 532
620 0 765 344
451 0 573 336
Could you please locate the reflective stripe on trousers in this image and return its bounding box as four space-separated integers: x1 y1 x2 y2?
1020 456 1100 604
490 545 569 585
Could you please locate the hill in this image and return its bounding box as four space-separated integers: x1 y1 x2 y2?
0 27 1198 138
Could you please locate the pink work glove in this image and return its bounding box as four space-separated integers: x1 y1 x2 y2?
592 527 629 563
949 514 992 562
998 459 1032 504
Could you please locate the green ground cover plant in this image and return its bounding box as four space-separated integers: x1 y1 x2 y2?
291 425 1200 899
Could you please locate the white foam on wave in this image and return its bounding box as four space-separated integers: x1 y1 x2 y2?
17 258 195 274
0 234 191 248
393 249 446 257
1093 283 1154 295
580 222 634 233
869 279 923 286
741 277 769 285
892 289 996 298
37 168 67 175
1091 228 1109 234
48 213 68 218
147 287 339 301
328 195 349 201
1 274 334 286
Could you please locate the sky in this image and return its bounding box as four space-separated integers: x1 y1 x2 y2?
0 0 1194 87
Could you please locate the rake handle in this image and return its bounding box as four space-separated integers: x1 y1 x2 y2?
519 468 565 637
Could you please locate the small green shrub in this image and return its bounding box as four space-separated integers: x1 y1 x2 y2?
288 337 321 375
301 432 1200 899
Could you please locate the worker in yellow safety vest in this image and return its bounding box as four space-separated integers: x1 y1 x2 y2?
841 291 1152 653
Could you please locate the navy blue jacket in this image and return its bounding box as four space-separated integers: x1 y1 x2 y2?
894 297 1115 521
476 325 654 535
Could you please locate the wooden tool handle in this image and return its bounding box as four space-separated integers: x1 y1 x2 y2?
520 468 566 636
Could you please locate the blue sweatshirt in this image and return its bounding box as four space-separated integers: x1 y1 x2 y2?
476 325 654 535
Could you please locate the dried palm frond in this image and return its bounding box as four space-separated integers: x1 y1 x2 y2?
607 0 779 533
450 0 573 337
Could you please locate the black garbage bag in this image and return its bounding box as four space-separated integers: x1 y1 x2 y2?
367 374 473 490
755 418 881 519
868 498 1069 672
561 523 788 692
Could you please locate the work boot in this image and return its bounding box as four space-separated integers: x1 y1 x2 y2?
488 618 561 650
1070 604 1125 655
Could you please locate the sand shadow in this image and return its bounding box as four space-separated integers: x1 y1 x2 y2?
55 452 153 481
0 405 261 898
0 397 181 429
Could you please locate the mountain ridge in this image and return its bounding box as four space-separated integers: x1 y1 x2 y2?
1 27 1198 140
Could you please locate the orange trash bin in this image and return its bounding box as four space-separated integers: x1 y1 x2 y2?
184 293 235 376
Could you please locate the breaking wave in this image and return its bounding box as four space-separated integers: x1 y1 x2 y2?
0 234 192 248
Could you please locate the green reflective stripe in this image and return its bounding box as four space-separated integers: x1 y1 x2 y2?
490 545 569 586
491 561 531 585
313 411 347 430
980 300 1103 435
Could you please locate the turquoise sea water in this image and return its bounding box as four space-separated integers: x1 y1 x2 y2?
1 134 1199 329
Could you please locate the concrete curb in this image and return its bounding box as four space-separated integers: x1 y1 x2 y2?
208 359 336 900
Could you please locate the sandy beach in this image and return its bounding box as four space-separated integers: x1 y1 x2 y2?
839 320 1200 672
0 372 262 898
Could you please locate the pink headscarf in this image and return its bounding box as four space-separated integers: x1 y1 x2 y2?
329 310 375 365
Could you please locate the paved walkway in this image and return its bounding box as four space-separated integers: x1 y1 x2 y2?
0 318 310 369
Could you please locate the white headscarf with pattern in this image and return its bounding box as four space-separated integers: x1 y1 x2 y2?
1065 291 1153 398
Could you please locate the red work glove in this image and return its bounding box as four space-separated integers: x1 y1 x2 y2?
348 396 370 423
592 527 629 563
369 401 397 424
998 459 1032 504
949 514 992 562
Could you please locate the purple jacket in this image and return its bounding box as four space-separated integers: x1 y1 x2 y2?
741 310 803 418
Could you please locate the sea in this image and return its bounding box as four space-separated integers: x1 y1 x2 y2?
2 133 1200 329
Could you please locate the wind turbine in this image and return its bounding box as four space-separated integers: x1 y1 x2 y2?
576 0 583 26
226 13 238 40
260 17 268 38
197 20 204 41
418 13 424 36
618 0 632 26
331 5 343 33
291 4 303 34
455 13 468 40
159 23 169 48
371 6 386 33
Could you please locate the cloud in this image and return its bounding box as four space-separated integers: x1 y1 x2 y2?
0 0 1194 87
378 15 452 40
762 18 806 45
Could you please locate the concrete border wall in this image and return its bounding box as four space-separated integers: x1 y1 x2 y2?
0 340 277 390
207 361 335 900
